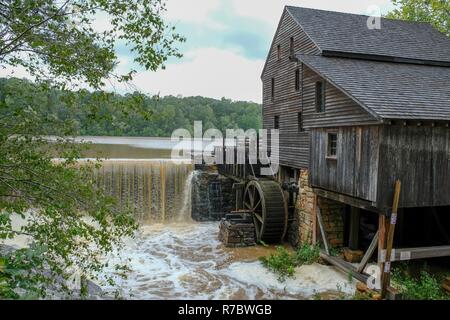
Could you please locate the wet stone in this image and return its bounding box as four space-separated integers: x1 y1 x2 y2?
219 218 256 248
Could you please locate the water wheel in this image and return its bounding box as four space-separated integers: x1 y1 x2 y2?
243 180 288 243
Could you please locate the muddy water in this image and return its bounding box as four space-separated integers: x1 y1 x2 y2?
99 222 356 300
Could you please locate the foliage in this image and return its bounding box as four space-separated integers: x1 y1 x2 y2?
0 77 262 137
294 243 320 265
260 244 320 282
0 0 182 299
392 268 449 300
0 0 184 88
386 0 449 37
259 247 295 282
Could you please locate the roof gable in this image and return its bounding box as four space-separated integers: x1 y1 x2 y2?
261 9 319 78
286 6 450 65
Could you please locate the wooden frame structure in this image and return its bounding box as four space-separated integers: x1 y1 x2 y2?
313 181 450 298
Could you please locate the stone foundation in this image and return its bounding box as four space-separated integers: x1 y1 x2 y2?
318 197 345 247
219 214 256 248
293 169 345 248
191 170 234 221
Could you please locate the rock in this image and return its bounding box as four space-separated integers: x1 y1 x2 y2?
343 248 364 263
443 277 450 294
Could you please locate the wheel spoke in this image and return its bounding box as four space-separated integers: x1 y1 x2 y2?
248 187 254 207
254 213 263 223
244 201 251 209
253 198 262 210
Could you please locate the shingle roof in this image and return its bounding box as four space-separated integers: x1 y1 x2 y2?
286 6 450 64
298 54 450 121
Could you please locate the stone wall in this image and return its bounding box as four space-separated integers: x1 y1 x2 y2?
191 170 235 221
218 214 256 248
318 197 345 248
292 169 345 248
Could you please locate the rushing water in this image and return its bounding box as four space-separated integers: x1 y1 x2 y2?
98 221 357 299
64 137 357 299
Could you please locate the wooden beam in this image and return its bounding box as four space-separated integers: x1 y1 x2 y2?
313 187 379 213
391 246 450 261
319 252 369 283
316 206 330 255
357 231 379 273
378 214 389 277
381 180 401 299
312 194 318 245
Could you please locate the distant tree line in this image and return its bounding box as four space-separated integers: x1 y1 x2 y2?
0 78 262 138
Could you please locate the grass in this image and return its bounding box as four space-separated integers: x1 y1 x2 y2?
259 244 320 282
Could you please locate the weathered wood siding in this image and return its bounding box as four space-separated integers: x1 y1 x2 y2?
376 125 450 210
301 66 379 129
310 126 380 202
262 10 319 169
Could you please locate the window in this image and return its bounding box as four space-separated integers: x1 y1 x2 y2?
290 37 295 58
277 45 281 60
297 112 304 132
315 81 326 112
327 132 338 159
271 78 275 100
295 68 300 91
274 116 280 129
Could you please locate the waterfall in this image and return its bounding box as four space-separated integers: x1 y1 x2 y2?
79 159 194 224
176 170 197 222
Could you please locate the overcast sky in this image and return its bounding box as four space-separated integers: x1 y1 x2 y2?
2 0 396 103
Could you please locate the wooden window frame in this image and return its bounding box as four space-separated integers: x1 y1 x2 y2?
326 131 338 160
297 112 304 132
295 68 300 91
277 44 281 61
289 37 295 59
315 81 326 113
271 77 275 100
274 115 280 130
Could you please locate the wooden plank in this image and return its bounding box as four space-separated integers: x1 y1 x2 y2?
377 214 388 270
391 246 450 261
312 194 318 245
381 180 401 299
316 206 330 255
313 187 379 213
357 231 379 273
319 252 369 283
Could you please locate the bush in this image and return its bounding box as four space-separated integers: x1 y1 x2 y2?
259 247 295 282
260 244 321 282
392 269 449 300
295 244 320 265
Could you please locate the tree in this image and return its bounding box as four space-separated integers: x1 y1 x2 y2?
0 0 183 298
386 0 449 37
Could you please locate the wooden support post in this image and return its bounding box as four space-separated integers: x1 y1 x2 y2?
378 215 388 266
312 194 318 245
317 205 330 255
357 231 379 273
381 180 402 299
349 207 361 250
